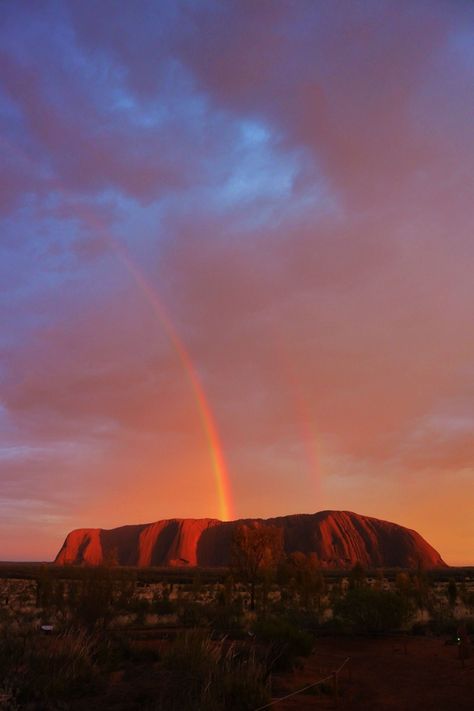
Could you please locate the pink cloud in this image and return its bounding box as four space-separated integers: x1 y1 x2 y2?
1 1 474 562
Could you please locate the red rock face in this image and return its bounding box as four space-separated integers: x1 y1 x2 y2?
54 510 447 568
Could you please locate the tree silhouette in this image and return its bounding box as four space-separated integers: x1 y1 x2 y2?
231 524 283 610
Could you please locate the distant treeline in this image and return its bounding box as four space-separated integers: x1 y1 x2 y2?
0 561 472 584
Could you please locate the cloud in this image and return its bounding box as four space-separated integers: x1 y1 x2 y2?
1 1 474 560
396 412 474 471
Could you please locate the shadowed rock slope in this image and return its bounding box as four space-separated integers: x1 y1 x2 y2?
55 511 447 568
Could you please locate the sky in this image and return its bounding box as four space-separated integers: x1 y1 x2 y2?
1 0 473 564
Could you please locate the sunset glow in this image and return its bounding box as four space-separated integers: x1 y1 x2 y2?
1 1 473 564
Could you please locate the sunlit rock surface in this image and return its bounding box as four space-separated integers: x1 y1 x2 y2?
55 510 447 568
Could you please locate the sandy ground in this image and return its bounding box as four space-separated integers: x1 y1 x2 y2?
272 636 474 710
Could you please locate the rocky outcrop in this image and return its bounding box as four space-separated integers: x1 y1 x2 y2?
55 510 447 568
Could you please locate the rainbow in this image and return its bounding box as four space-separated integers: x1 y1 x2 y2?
111 244 234 521
50 197 235 520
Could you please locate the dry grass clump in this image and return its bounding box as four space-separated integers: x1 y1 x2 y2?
156 629 270 711
0 623 100 708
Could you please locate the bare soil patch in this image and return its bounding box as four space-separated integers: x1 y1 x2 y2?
273 636 473 710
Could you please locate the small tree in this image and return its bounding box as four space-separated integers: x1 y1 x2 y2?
348 562 366 590
231 524 283 611
36 565 54 609
447 579 457 610
412 564 432 618
70 567 116 630
284 552 326 616
459 580 474 614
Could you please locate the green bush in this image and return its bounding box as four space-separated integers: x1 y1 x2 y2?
131 596 150 624
317 616 345 636
178 601 207 627
280 608 321 635
335 588 413 634
67 568 116 630
207 598 244 635
253 617 313 671
153 596 176 615
411 621 428 636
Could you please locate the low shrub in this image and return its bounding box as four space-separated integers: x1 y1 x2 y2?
411 621 429 636
207 599 244 635
130 596 150 624
152 596 176 615
253 616 313 671
158 629 270 710
427 611 474 637
316 616 345 636
0 624 101 707
335 588 413 634
178 601 208 627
